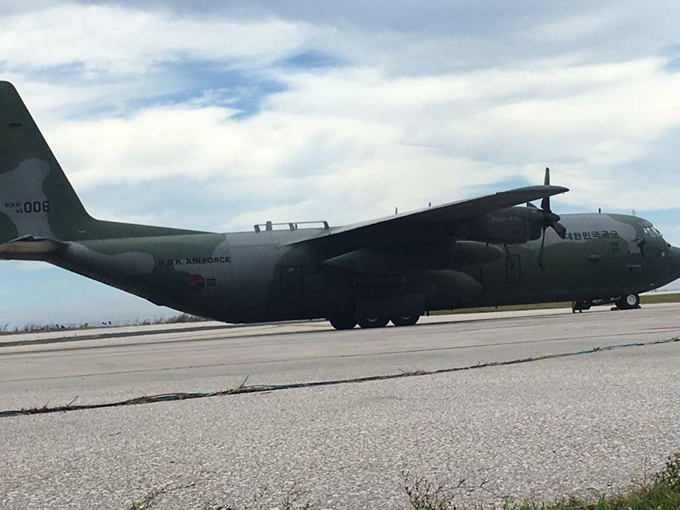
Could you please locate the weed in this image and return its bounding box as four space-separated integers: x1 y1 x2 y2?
126 453 680 510
0 313 206 336
129 480 202 510
401 472 492 510
204 483 318 510
656 451 680 489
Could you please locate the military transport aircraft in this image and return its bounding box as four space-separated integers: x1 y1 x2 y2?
1 81 680 330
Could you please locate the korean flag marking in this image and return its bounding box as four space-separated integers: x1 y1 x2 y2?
188 273 206 291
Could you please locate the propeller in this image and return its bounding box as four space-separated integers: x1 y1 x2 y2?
538 167 567 267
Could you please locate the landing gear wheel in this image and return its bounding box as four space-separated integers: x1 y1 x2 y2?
328 316 356 330
357 317 389 329
616 293 640 310
390 315 420 327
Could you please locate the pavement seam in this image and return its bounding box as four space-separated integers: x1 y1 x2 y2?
1 335 678 419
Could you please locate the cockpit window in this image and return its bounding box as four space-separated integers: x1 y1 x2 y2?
642 226 664 239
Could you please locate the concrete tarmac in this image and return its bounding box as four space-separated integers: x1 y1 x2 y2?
1 304 680 509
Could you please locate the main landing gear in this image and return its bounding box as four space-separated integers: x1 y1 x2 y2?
327 315 421 330
390 315 420 327
571 299 592 313
357 317 390 328
328 316 357 330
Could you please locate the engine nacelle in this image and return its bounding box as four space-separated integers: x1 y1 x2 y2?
322 241 503 274
450 206 544 244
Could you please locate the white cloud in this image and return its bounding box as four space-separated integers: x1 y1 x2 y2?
34 54 680 235
0 3 315 75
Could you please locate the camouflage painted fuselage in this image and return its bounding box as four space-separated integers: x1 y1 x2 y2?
36 212 680 324
2 80 680 326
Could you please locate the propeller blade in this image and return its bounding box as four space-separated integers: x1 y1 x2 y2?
540 167 551 212
538 227 547 268
552 221 567 239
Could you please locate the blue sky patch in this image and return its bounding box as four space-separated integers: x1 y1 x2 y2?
281 50 343 69
166 60 285 111
665 56 680 73
663 44 680 73
124 60 288 118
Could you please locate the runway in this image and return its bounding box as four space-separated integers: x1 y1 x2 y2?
1 304 680 509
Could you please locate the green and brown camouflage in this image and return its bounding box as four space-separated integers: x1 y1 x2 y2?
2 81 680 329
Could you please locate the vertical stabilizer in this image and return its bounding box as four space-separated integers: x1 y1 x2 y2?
0 81 92 244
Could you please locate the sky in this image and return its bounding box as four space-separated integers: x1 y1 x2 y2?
2 0 680 327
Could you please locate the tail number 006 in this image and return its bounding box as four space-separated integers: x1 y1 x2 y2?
23 201 50 213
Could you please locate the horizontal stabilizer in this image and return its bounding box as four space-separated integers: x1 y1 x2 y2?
0 235 67 260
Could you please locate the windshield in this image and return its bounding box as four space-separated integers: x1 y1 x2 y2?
642 225 665 239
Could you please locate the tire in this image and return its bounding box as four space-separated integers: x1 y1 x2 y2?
391 315 420 327
616 293 640 310
357 317 389 329
328 316 356 330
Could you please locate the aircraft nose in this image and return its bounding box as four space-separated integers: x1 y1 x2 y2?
668 245 680 281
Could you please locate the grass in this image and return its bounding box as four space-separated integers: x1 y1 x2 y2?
128 452 680 509
434 301 574 315
0 313 206 336
4 292 680 336
433 290 680 315
408 453 680 509
502 453 680 510
640 292 680 304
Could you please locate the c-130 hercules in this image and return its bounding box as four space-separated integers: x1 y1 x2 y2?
1 81 680 329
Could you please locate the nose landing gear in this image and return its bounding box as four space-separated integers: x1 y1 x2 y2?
615 293 641 310
571 293 641 313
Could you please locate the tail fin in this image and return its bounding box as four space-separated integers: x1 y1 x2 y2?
1 81 205 258
0 81 92 247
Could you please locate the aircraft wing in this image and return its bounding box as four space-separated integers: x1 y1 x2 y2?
291 184 568 249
